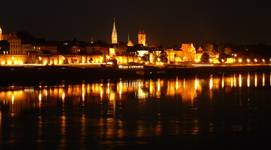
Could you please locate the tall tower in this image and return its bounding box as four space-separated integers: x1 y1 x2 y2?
0 26 3 41
138 31 147 46
111 18 118 44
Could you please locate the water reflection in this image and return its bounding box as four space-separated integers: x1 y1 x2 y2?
1 73 271 113
247 73 251 87
255 74 258 87
0 72 271 148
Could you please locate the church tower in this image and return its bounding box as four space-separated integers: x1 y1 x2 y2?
138 30 147 46
0 26 3 41
111 18 118 44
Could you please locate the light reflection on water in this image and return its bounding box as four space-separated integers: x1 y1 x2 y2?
0 72 271 148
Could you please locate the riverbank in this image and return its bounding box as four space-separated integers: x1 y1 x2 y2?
0 64 270 82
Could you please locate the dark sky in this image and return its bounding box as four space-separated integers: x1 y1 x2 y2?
1 0 271 46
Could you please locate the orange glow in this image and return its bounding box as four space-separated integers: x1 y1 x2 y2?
238 74 242 87
254 74 258 87
262 73 265 87
195 77 199 90
233 74 237 87
247 74 251 87
209 75 213 89
138 31 147 46
221 75 225 88
0 73 269 114
62 92 66 103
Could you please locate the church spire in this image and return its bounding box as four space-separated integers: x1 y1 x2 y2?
111 18 118 44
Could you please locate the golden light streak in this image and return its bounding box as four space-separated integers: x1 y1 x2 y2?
183 79 186 89
209 75 213 90
11 94 15 105
100 88 104 100
157 79 161 92
82 84 86 102
233 74 237 87
230 76 234 88
118 79 123 99
238 74 242 88
262 73 266 87
254 74 258 87
149 80 154 96
247 73 251 87
195 77 199 90
157 79 161 98
221 75 225 88
107 82 110 95
38 92 42 102
62 92 66 103
38 92 42 108
175 77 179 90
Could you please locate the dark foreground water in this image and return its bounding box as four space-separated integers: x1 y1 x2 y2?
1 72 271 149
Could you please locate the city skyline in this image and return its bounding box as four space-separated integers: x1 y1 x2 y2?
1 0 271 46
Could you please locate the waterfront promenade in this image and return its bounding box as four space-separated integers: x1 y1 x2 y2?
0 63 271 81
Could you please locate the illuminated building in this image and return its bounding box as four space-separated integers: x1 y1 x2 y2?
109 48 116 57
166 43 198 63
39 55 105 65
0 26 3 41
127 35 134 47
111 18 118 44
3 33 23 54
181 43 196 62
138 31 147 46
195 53 203 63
165 48 186 63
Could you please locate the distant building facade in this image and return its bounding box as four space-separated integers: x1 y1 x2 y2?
181 43 196 62
166 43 200 63
3 34 23 55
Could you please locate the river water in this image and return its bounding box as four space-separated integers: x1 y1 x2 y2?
1 72 271 149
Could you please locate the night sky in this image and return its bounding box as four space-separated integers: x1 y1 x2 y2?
1 0 271 46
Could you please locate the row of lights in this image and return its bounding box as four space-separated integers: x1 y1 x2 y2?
220 58 271 64
238 58 271 64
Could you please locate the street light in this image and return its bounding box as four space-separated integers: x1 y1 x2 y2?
238 58 243 63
